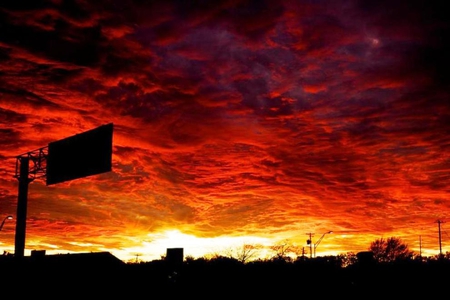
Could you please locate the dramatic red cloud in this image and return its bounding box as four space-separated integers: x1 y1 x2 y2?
0 0 449 261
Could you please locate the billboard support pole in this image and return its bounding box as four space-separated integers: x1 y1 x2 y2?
12 123 112 259
15 156 31 259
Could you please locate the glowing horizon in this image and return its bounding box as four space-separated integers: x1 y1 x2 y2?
1 227 441 262
0 1 449 262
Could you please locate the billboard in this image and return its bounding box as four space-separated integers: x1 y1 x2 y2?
46 123 113 185
166 248 184 269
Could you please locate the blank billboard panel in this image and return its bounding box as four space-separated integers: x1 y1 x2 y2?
46 123 113 185
166 248 184 269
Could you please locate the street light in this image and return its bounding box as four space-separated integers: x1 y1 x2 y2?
0 215 13 231
314 231 333 257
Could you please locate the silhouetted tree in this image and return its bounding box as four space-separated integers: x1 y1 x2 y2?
369 236 414 263
427 252 450 261
336 252 358 267
269 240 301 261
224 243 260 263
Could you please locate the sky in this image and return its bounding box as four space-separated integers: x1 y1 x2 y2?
0 0 449 262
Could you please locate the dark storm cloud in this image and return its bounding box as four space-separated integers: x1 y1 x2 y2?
0 9 103 66
0 107 27 124
354 0 450 87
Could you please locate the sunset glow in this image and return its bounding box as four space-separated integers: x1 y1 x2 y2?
0 1 449 262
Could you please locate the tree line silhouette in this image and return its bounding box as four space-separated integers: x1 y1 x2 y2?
1 236 449 298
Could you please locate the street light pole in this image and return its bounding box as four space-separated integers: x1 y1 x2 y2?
314 231 333 257
0 215 13 231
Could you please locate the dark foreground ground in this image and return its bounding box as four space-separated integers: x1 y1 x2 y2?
1 254 448 298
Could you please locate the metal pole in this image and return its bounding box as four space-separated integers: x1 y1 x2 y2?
438 220 443 256
15 156 30 259
309 233 313 258
314 231 332 258
419 235 422 258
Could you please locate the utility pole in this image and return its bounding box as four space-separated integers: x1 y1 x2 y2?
436 219 445 257
306 233 314 259
419 234 422 258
